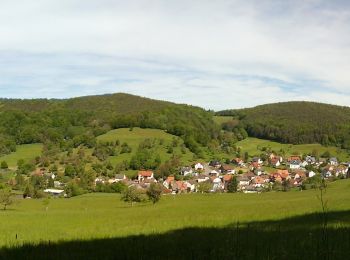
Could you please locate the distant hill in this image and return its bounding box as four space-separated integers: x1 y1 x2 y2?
217 101 350 149
0 93 219 156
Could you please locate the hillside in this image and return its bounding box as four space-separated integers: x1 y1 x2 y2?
0 93 220 156
217 101 350 149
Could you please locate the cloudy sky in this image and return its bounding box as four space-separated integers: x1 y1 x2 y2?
0 0 349 110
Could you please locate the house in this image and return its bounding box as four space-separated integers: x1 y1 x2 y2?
293 170 306 180
209 160 221 168
289 160 301 169
278 170 291 180
322 169 333 178
209 170 220 177
44 189 65 197
137 171 154 182
334 166 348 177
211 177 223 191
95 177 105 184
232 158 244 166
329 157 338 166
252 157 263 164
305 156 316 165
163 176 175 189
237 175 250 187
288 156 301 163
108 174 127 183
222 174 233 183
180 166 193 176
250 162 261 170
243 185 259 193
254 168 264 176
308 171 316 178
184 180 196 192
270 158 281 167
54 181 63 188
196 174 210 183
194 162 204 171
220 165 235 174
252 176 265 188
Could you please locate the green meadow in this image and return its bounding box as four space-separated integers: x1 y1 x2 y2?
1 179 350 248
96 127 195 165
236 137 350 161
0 144 43 168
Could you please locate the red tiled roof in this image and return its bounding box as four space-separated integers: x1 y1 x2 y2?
138 171 153 177
223 175 233 181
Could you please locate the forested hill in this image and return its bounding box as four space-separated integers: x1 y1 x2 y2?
0 93 219 156
217 101 350 149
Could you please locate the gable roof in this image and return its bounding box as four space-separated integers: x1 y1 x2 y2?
138 170 153 177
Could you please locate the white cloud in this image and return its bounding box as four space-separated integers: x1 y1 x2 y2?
0 0 349 109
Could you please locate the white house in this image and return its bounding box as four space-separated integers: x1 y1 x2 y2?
44 189 65 197
194 163 204 171
196 175 210 183
308 171 316 178
211 177 223 191
289 160 301 169
180 167 193 176
329 157 338 166
138 171 154 182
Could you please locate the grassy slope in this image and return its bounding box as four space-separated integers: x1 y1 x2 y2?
0 144 43 168
96 127 195 165
1 179 349 248
213 115 233 125
236 137 350 161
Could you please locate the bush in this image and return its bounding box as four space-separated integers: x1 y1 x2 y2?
0 161 8 169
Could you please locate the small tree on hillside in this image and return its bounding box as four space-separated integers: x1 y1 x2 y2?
227 177 238 193
0 161 8 170
0 189 13 210
197 181 212 193
282 179 291 192
121 186 144 206
244 152 249 162
146 183 163 204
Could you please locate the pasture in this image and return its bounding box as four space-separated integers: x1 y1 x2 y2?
96 127 195 165
236 137 350 161
0 144 43 168
0 179 349 259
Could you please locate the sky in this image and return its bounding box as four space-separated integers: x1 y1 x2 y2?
0 0 349 110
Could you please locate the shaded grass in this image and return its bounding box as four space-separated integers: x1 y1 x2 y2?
1 211 349 259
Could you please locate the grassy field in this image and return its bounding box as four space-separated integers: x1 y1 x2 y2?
236 137 350 161
96 127 195 165
213 115 234 125
0 144 43 168
1 180 350 249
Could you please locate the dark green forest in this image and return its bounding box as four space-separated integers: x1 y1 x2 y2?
1 95 350 158
217 101 350 149
0 93 221 156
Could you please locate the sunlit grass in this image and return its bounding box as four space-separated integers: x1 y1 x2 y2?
1 179 349 248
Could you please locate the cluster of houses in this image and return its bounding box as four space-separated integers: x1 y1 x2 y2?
95 153 350 194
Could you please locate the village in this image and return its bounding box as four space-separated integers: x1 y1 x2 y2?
91 153 350 195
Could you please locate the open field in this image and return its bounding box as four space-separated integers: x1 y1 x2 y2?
0 144 43 168
97 127 195 165
213 115 234 125
236 137 350 161
0 179 350 258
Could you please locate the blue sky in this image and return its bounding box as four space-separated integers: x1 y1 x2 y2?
0 0 349 110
